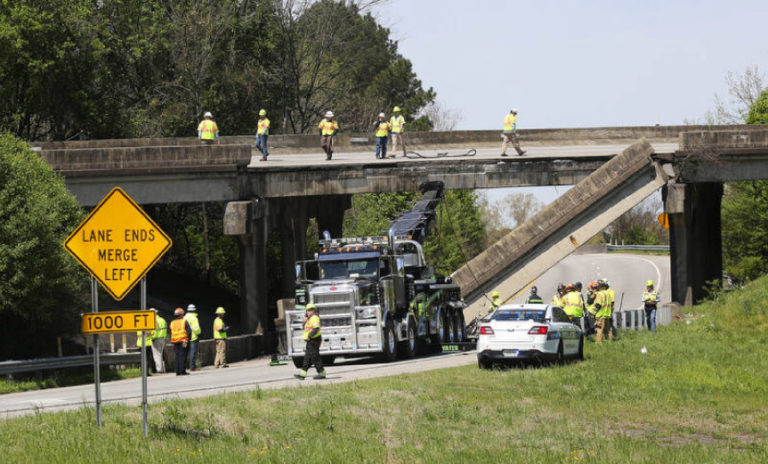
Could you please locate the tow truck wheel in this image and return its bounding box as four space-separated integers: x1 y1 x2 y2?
292 356 304 369
446 311 456 343
399 318 418 359
378 319 397 362
455 311 466 342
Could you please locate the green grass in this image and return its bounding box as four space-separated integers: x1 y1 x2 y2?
3 277 768 463
0 366 141 394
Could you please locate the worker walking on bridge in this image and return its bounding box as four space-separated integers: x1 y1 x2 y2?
213 307 230 368
642 280 660 332
319 111 339 160
373 113 391 159
185 304 202 371
197 111 219 144
170 308 191 376
390 106 407 157
295 303 326 380
525 286 543 304
255 109 270 161
501 108 526 156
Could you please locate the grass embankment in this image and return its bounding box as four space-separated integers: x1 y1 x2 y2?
0 367 141 394
3 278 768 463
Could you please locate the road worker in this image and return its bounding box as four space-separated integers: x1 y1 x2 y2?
295 303 326 380
136 327 154 375
184 304 202 371
603 278 617 336
501 108 526 156
525 286 543 304
197 111 219 144
552 283 566 306
642 280 660 332
584 281 599 336
373 112 391 159
490 290 502 311
151 311 168 373
213 307 230 368
593 280 613 343
390 106 407 157
169 308 191 376
255 109 270 161
563 284 584 328
318 111 339 160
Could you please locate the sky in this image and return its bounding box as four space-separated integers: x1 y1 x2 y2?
373 0 768 130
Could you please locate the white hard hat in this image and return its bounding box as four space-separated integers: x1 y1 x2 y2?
378 112 385 118
204 111 213 118
325 111 334 118
510 108 518 113
187 304 197 312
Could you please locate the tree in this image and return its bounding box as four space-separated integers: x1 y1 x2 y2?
605 195 667 245
0 134 87 359
746 88 768 124
477 191 543 247
705 65 766 124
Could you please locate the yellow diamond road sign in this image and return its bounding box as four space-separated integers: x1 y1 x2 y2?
64 187 172 301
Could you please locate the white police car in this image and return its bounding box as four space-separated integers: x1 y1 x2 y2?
476 304 583 368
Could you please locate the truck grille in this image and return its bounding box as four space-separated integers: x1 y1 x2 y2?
312 291 353 316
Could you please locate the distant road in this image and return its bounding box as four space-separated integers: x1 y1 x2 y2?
0 252 669 418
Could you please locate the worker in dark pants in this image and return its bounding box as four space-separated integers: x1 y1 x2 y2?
169 307 191 376
294 303 326 380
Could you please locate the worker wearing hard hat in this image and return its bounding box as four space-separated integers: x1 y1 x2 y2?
184 304 202 371
318 111 339 160
373 112 391 159
295 303 326 380
255 109 270 161
390 106 407 157
197 111 219 145
169 308 191 376
525 286 543 304
150 310 168 373
501 108 526 156
642 280 660 332
136 324 154 375
562 284 584 328
594 280 613 343
213 307 230 368
490 291 502 311
552 283 566 307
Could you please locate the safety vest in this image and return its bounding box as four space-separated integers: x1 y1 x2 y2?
390 115 405 133
643 290 659 309
213 316 227 340
318 119 339 136
375 121 390 137
552 294 563 307
585 292 597 315
503 114 517 132
184 313 201 341
152 316 167 339
303 314 321 341
136 331 151 347
595 291 611 318
257 118 270 135
198 119 218 141
526 294 543 304
170 318 188 343
563 291 583 318
490 297 501 311
606 288 616 312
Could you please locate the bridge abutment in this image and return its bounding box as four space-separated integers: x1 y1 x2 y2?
664 182 723 305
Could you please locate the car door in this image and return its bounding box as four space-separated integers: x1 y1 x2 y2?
551 306 577 355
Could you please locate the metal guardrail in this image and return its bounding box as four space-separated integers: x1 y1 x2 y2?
606 244 670 252
613 306 672 330
0 352 141 376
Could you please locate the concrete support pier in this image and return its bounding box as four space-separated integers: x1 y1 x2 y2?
277 198 309 298
315 195 351 239
664 182 723 305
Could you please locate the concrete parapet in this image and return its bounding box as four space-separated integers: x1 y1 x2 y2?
680 128 768 150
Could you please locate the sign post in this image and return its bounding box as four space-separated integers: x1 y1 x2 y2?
64 187 171 432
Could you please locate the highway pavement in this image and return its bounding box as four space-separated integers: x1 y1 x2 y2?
247 142 679 168
0 252 670 418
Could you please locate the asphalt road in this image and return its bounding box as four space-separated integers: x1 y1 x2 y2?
247 142 678 168
0 252 670 418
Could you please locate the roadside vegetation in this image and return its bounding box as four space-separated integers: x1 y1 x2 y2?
2 274 767 463
0 367 140 395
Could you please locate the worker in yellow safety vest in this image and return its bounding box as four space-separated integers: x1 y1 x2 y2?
373 112 391 159
197 111 219 144
563 284 584 328
213 307 230 368
490 291 502 311
390 106 407 157
184 304 202 371
552 283 566 307
136 327 154 375
295 303 326 380
318 111 340 160
169 308 191 376
642 280 660 332
501 108 526 156
150 312 167 373
255 109 270 161
594 280 613 343
584 281 599 336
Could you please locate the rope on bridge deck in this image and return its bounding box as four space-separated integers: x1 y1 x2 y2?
404 148 477 159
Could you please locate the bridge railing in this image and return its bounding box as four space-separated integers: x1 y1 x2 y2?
0 353 140 376
680 129 768 150
612 306 672 330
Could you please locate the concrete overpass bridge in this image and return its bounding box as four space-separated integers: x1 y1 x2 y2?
36 125 768 340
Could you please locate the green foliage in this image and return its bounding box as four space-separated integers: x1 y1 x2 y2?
0 134 86 358
746 88 768 124
721 181 768 283
343 192 417 237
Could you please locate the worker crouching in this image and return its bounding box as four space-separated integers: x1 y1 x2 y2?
294 304 326 380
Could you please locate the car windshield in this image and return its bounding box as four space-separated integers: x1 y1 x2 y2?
319 259 378 280
492 309 547 322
